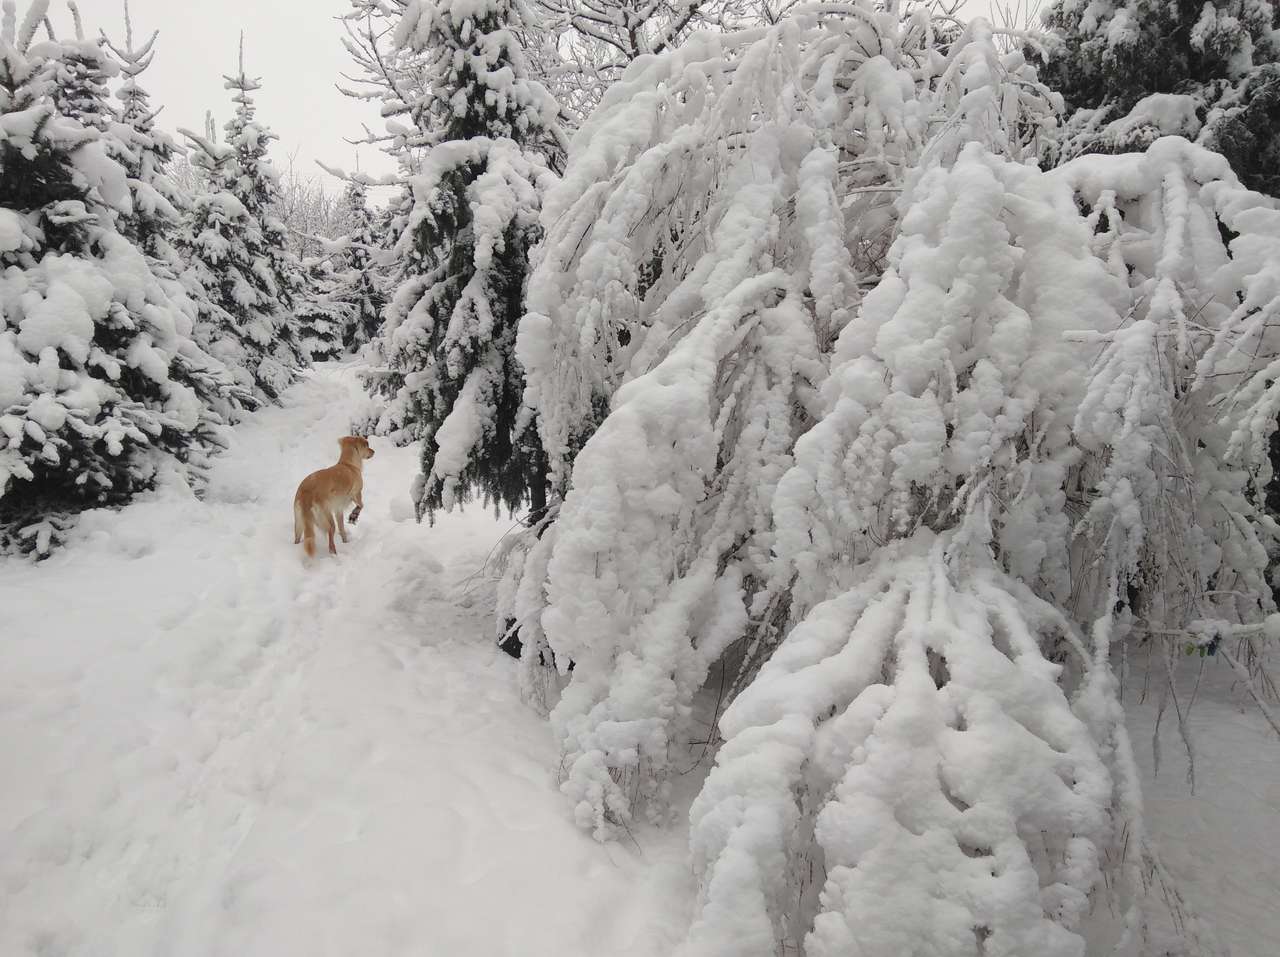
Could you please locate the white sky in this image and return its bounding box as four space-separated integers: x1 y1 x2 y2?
73 0 398 189
71 0 1009 198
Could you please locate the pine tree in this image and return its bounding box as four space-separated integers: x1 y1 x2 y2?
369 0 563 522
101 0 185 260
331 179 386 352
100 1 253 437
47 2 115 133
296 257 350 362
0 0 244 551
1040 0 1280 195
177 39 308 402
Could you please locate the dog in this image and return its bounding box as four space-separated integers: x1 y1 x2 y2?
293 436 374 558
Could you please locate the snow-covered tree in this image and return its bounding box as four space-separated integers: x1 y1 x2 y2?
367 0 563 522
331 179 387 352
97 2 253 442
101 0 185 260
0 1 244 550
530 0 1059 831
1040 0 1280 195
497 2 1280 952
690 139 1270 956
46 3 115 132
295 257 351 362
177 42 308 402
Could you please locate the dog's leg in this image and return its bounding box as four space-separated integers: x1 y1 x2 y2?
324 511 338 555
337 509 350 543
293 499 304 545
302 504 317 558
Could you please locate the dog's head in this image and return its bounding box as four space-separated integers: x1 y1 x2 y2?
340 435 375 460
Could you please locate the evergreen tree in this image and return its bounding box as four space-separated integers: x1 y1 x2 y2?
296 257 349 362
1041 0 1280 195
0 1 243 550
177 39 308 402
369 0 563 522
101 0 185 260
100 1 253 436
47 2 114 133
331 179 386 352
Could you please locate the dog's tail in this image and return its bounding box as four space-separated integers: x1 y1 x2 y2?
296 499 316 558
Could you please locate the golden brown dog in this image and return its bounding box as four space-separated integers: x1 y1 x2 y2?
293 436 374 558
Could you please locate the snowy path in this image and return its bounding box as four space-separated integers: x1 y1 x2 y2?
0 366 692 957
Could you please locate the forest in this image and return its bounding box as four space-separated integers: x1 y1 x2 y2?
2 0 1279 955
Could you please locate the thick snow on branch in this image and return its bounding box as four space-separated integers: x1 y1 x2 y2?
1052 139 1277 630
680 139 1258 955
522 6 1064 840
684 536 1112 957
775 143 1125 614
519 5 1059 497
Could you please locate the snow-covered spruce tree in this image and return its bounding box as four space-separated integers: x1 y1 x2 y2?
0 1 244 550
331 179 387 352
368 0 563 521
295 257 351 362
101 0 186 259
507 4 1061 815
47 3 115 133
1040 0 1280 195
177 43 308 401
99 2 254 445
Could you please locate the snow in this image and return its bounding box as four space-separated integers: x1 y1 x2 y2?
14 260 107 364
1118 658 1280 957
0 207 26 252
686 536 1119 957
0 365 692 957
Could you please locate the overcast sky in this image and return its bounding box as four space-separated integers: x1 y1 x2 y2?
73 0 1008 196
75 0 397 187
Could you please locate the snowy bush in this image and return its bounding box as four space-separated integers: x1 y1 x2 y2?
679 140 1266 955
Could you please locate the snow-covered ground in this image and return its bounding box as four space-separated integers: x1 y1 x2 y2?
1 365 1276 956
1122 662 1280 957
0 365 692 957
